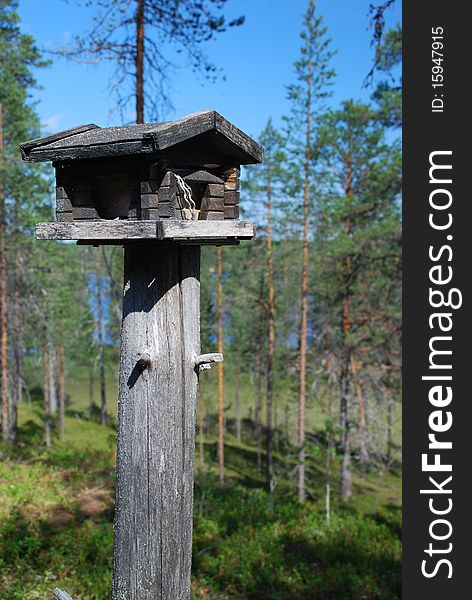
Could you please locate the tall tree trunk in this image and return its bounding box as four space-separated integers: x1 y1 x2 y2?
351 359 368 477
136 0 145 124
10 194 23 443
10 284 21 442
387 391 393 463
199 371 205 470
216 246 224 484
0 102 8 443
339 155 355 500
88 356 94 417
58 322 65 442
266 166 275 493
96 252 107 425
325 356 335 527
235 353 241 443
298 55 313 502
48 344 57 415
340 349 352 501
254 312 263 468
43 326 51 448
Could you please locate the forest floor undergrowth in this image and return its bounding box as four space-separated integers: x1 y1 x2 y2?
0 398 401 599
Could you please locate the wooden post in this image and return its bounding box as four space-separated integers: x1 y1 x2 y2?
112 244 200 600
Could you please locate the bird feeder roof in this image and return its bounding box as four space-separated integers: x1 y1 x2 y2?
20 110 264 165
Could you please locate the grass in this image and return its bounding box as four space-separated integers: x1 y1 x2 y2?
0 381 401 599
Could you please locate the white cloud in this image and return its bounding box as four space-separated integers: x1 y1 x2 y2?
42 114 64 133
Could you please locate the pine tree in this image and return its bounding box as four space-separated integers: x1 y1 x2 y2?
315 100 401 500
58 0 245 121
286 0 335 501
246 118 288 492
0 0 49 442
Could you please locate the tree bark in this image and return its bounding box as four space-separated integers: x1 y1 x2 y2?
96 251 107 425
43 326 51 448
136 0 145 123
254 314 263 468
198 371 205 470
340 350 352 501
216 246 224 484
10 193 23 443
266 165 275 493
351 359 368 477
58 323 65 442
0 102 9 443
235 353 241 443
387 391 393 463
112 245 200 600
325 356 335 527
48 344 57 415
298 55 313 502
339 154 355 500
88 356 94 417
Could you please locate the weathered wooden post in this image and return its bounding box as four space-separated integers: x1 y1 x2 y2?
21 110 263 599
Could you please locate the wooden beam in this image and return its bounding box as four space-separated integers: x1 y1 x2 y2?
112 245 200 599
36 220 255 242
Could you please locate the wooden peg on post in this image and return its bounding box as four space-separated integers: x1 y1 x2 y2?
195 352 224 370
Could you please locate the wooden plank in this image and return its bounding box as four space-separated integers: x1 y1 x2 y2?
140 180 160 194
147 111 216 150
36 221 158 240
55 186 69 200
20 123 98 155
56 212 73 222
140 194 160 209
112 245 200 600
157 187 176 204
158 220 254 239
36 220 255 241
224 180 240 191
206 211 224 220
183 170 223 184
201 197 224 212
73 206 100 219
215 113 264 163
224 191 239 206
142 208 160 220
25 140 152 163
224 206 237 219
205 184 224 197
56 197 72 212
158 203 176 219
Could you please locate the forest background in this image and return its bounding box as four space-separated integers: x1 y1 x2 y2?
0 0 402 598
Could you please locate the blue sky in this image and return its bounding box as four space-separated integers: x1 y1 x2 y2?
18 0 401 140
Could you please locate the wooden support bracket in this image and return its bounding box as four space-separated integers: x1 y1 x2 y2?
194 352 224 371
35 220 255 245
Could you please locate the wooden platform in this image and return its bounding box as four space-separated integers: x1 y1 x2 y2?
36 219 256 244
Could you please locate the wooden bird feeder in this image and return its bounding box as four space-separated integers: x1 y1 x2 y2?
21 110 263 600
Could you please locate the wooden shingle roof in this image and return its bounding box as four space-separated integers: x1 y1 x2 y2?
20 110 263 165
